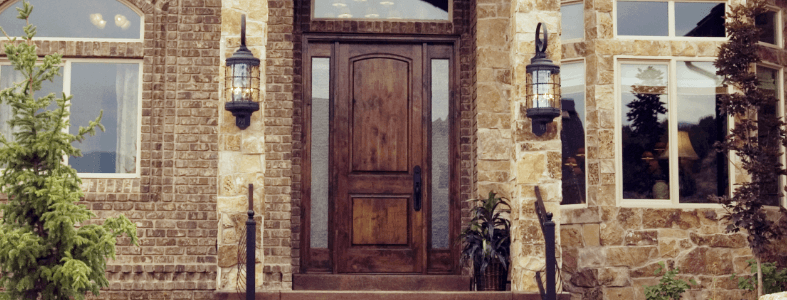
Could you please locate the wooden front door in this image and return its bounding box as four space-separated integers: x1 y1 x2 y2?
334 43 425 273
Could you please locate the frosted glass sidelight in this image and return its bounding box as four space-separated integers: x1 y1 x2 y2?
431 59 449 249
310 58 330 249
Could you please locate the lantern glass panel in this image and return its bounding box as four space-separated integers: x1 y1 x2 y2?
526 68 561 109
225 63 260 103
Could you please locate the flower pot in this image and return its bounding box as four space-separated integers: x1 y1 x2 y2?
475 259 507 291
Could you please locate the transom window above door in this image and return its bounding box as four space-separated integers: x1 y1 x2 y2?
312 0 450 20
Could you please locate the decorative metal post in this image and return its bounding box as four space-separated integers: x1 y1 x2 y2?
545 212 556 300
246 183 255 300
534 186 557 300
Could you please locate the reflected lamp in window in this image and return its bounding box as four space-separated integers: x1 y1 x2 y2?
620 60 728 203
756 65 781 206
561 3 584 41
560 62 586 205
756 10 779 45
0 0 142 39
620 63 670 200
676 61 727 203
313 0 449 20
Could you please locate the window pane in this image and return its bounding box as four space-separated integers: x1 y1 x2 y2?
617 1 668 36
757 66 781 206
621 64 669 199
69 62 139 174
561 62 586 205
313 0 449 20
676 3 725 37
0 0 141 39
677 61 727 203
756 11 778 45
431 59 449 249
311 58 330 249
1 65 63 143
561 3 584 40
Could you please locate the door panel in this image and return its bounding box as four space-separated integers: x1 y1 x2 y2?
351 58 410 172
352 197 409 245
335 43 425 273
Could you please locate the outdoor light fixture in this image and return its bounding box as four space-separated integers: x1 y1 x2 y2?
224 14 261 130
525 23 561 136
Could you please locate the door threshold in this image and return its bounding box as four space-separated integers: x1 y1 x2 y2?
292 274 472 291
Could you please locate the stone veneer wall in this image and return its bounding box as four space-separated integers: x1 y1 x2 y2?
556 0 787 299
509 0 563 292
216 0 269 292
0 0 223 299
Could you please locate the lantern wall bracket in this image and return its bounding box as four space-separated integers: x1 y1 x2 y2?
525 22 561 137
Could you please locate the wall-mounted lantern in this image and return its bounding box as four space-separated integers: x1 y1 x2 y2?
224 14 261 130
525 23 561 136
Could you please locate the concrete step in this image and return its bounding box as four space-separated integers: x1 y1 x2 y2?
215 291 571 300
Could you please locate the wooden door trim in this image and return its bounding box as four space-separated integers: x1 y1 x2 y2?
300 38 462 275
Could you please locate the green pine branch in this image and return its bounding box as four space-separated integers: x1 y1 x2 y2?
0 1 137 299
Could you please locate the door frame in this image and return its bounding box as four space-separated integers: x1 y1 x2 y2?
300 34 462 275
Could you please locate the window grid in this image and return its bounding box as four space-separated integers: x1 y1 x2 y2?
613 0 728 41
615 56 733 208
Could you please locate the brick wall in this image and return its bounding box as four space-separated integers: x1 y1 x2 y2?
0 0 221 299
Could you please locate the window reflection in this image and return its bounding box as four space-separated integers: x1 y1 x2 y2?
0 0 141 39
676 61 727 203
313 0 449 20
678 3 725 37
621 64 669 199
756 66 781 206
561 3 584 41
0 65 63 144
617 1 668 36
561 62 586 205
756 11 778 45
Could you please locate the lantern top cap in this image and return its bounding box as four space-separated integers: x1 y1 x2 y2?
527 23 559 73
226 14 261 67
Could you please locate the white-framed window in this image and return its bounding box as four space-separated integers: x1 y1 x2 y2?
0 60 143 178
616 57 730 207
561 1 584 42
560 59 587 206
754 63 784 207
0 0 143 178
756 7 783 48
0 0 143 42
614 0 726 39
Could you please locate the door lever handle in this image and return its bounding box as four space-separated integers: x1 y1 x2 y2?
413 165 422 211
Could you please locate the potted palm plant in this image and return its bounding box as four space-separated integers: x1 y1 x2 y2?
459 191 511 291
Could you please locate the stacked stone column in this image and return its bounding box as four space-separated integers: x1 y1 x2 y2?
217 0 269 292
509 0 562 292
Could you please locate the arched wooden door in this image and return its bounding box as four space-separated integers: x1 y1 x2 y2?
301 39 459 280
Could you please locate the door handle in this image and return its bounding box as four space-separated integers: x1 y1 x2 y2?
413 165 422 211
